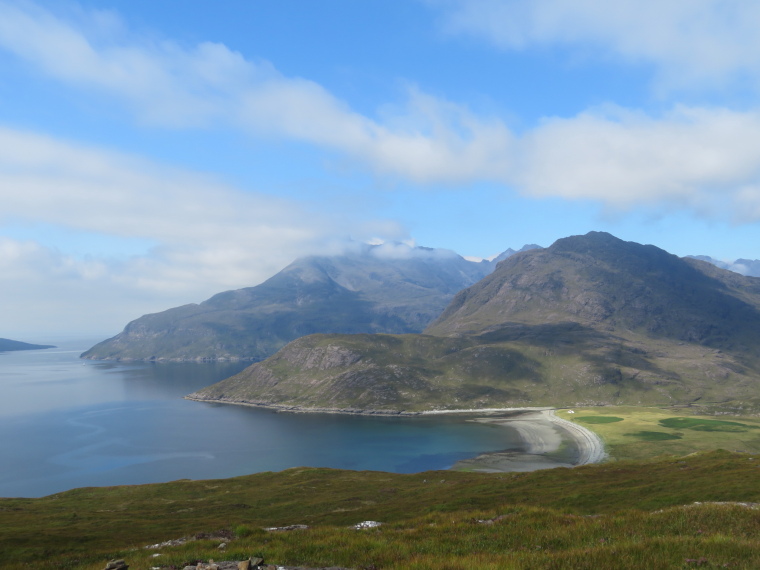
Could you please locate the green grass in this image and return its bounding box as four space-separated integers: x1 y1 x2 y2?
556 406 760 461
2 450 760 569
117 503 760 570
659 417 759 432
575 416 624 424
625 431 683 441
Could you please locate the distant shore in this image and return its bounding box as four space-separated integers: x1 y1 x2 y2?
186 397 606 472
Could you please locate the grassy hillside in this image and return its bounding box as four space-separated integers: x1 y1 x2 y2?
3 450 760 569
189 328 758 412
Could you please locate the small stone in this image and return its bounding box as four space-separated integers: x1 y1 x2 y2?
237 560 250 570
353 520 382 529
105 560 128 570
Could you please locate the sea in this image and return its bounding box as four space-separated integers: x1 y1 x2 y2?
0 340 523 498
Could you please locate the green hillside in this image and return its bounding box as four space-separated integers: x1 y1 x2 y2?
3 450 760 569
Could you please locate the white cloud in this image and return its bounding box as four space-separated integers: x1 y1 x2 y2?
369 240 460 260
2 0 760 307
0 127 406 337
430 0 760 90
0 0 513 183
729 262 749 275
515 105 760 218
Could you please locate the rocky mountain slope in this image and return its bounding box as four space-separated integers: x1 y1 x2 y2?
0 338 55 352
83 243 536 362
189 232 760 412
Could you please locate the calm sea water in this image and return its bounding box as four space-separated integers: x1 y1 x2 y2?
0 341 521 498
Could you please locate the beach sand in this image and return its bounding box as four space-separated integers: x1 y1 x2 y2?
449 408 606 473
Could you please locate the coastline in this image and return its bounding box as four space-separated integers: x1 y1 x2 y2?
183 396 427 416
450 409 606 473
186 397 606 472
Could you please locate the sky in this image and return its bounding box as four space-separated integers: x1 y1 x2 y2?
4 0 760 340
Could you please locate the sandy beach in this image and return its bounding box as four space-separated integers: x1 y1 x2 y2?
447 408 606 473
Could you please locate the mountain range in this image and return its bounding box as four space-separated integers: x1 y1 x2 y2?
189 232 760 412
82 243 539 362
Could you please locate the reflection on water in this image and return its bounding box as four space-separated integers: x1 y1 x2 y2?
0 342 521 498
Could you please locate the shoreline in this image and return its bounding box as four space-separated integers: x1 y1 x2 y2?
186 397 607 471
184 396 427 416
185 396 557 418
548 410 607 465
450 409 606 473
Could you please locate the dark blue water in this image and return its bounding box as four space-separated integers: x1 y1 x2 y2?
0 341 519 498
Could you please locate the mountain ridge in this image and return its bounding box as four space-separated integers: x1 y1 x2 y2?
82 243 538 362
189 232 760 412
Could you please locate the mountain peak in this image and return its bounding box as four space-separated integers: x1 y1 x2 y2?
428 232 760 349
550 231 644 254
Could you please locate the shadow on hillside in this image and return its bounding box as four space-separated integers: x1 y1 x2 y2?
473 322 679 387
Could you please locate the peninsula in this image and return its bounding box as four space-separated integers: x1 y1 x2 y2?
0 338 55 352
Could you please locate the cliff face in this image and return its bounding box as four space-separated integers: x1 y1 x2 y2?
190 233 760 412
82 244 515 362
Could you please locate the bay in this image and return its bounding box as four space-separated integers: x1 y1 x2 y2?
0 341 522 498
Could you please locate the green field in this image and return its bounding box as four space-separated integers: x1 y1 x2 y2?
557 406 760 461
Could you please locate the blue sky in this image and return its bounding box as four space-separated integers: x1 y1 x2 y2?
3 0 760 338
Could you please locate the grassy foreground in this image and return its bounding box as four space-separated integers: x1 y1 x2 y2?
2 449 760 569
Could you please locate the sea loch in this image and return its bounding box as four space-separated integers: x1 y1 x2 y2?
0 341 525 498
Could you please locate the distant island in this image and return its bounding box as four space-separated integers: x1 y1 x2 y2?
0 338 55 352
